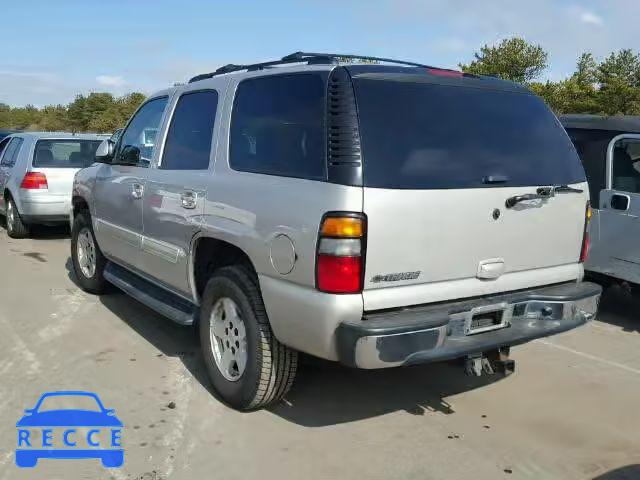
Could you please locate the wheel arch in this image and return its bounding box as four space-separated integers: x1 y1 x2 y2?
190 234 259 304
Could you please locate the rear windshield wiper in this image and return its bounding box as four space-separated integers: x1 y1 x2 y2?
506 185 584 208
538 185 584 195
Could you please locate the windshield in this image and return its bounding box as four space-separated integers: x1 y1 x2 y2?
353 76 586 189
32 139 102 169
36 394 102 412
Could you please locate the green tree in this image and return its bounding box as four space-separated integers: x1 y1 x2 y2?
66 94 89 133
460 37 548 83
39 105 68 131
572 53 598 86
593 49 640 115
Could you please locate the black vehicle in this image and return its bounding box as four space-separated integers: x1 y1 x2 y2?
0 129 17 141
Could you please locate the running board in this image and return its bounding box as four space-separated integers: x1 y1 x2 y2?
104 262 196 325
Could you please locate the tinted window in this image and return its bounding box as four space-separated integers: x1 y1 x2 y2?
566 128 617 205
117 97 168 167
161 90 219 170
230 74 326 180
33 140 102 168
353 77 586 189
0 137 23 167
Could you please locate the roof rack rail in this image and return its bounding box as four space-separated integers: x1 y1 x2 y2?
281 51 435 69
188 51 440 83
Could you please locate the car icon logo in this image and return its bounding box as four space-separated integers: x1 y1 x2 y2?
15 391 123 468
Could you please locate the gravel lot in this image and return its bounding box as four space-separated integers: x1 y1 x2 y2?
0 225 638 480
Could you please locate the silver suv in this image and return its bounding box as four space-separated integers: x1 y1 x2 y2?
70 52 601 410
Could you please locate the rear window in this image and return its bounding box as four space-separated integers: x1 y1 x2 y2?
33 140 102 168
353 77 586 189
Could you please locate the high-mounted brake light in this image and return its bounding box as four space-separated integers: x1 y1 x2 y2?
580 202 591 263
317 214 365 294
426 68 464 78
20 172 48 190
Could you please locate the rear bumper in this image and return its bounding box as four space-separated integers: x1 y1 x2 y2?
17 193 71 224
336 281 601 369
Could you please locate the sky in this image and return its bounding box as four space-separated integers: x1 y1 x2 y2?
1 0 638 107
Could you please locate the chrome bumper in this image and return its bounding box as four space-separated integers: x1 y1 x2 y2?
336 282 601 369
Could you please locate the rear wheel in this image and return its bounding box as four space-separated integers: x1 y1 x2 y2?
71 211 108 294
5 196 29 238
199 266 298 410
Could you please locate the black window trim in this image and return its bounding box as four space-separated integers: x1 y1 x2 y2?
114 95 170 168
158 88 220 171
228 71 330 182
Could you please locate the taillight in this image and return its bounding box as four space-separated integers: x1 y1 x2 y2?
316 214 365 294
20 172 48 190
580 202 591 263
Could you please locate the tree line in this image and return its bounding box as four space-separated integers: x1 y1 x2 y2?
0 92 146 133
0 37 638 134
460 38 640 116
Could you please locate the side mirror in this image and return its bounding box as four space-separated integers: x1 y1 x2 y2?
23 409 33 414
119 145 141 165
95 139 115 163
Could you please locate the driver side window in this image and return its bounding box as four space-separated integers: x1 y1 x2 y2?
115 97 168 167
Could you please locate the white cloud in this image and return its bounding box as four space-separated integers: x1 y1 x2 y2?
96 75 126 87
579 11 603 26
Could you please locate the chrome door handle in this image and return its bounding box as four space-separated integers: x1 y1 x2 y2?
181 191 197 209
131 183 144 200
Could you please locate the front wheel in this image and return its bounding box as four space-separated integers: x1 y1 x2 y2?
71 211 108 294
199 266 298 410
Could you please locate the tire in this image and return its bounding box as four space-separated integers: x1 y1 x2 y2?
5 196 29 239
199 265 298 410
71 211 108 294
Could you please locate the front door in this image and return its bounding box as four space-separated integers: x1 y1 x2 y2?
598 134 640 283
142 89 220 297
93 96 169 271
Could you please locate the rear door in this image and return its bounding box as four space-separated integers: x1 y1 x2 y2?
142 88 221 297
598 134 640 283
0 137 24 212
0 136 15 212
351 73 589 310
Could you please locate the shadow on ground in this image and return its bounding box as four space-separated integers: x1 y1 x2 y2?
65 257 504 426
597 285 640 334
593 464 640 480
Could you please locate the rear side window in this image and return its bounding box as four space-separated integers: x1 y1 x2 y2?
0 137 24 167
33 140 102 168
161 90 219 170
565 128 617 205
230 74 326 180
353 77 586 189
